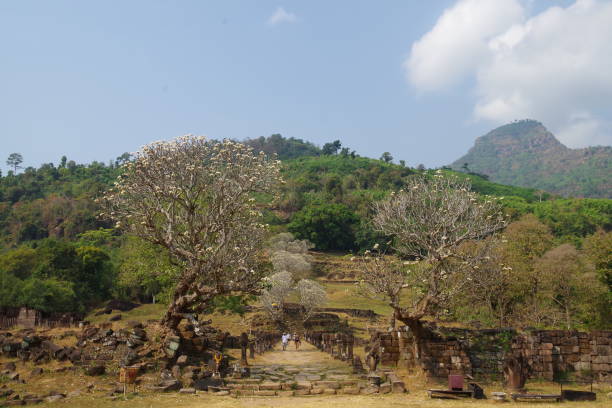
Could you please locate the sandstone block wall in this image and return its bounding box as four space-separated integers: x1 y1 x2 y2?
372 327 611 383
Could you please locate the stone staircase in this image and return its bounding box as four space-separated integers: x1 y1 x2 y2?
224 363 370 396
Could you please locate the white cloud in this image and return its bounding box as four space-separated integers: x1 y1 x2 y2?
406 0 612 147
267 7 297 26
406 0 523 91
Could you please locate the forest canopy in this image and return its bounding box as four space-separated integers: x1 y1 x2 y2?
0 135 609 330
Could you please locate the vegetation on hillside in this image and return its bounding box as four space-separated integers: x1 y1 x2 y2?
452 120 611 198
0 134 609 331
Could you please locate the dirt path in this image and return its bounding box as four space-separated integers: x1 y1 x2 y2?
250 341 349 370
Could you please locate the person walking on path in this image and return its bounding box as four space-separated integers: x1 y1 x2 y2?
281 333 290 351
293 333 301 350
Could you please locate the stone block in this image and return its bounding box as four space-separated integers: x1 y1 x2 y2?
322 389 336 395
253 390 276 396
295 381 312 390
360 386 379 395
233 389 254 396
314 380 341 389
379 382 392 394
293 389 310 396
340 387 360 395
391 381 406 393
259 382 281 391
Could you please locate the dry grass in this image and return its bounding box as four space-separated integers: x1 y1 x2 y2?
86 303 167 326
24 387 612 408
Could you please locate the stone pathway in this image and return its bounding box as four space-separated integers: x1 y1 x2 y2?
224 342 377 396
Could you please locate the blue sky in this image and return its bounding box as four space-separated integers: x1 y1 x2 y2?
1 0 610 173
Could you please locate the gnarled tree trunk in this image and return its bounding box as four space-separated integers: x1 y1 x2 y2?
160 275 218 332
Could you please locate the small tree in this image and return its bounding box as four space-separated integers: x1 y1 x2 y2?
365 173 506 347
356 247 405 329
296 279 326 322
322 140 342 155
380 152 393 163
536 243 606 329
6 153 23 173
271 251 312 280
261 271 294 320
102 136 281 331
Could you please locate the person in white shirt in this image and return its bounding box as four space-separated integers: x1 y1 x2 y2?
281 333 290 351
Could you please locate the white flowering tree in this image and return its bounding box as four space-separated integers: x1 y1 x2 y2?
102 136 281 331
296 279 327 322
366 173 506 344
261 271 295 321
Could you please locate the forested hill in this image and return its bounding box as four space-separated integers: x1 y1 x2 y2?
451 120 612 198
0 137 610 316
1 138 610 250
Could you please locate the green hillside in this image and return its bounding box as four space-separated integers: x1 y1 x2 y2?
0 135 610 316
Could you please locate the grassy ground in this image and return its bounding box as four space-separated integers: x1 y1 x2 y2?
86 303 167 325
22 386 612 408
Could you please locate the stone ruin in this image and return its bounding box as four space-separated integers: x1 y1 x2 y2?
0 314 281 402
368 325 612 383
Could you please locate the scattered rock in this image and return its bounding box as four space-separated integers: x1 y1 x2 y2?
44 394 64 403
126 321 143 329
171 365 181 380
176 355 188 366
29 368 43 377
3 400 25 406
193 377 224 391
179 388 196 394
156 380 181 392
109 314 122 322
85 365 105 376
3 362 17 371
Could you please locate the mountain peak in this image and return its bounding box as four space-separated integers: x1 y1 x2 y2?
451 120 611 198
474 120 566 153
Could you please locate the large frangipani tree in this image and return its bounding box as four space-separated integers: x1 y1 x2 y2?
365 173 507 345
295 279 327 322
261 271 294 320
102 136 282 331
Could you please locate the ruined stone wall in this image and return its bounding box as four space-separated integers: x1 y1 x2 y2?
373 327 611 383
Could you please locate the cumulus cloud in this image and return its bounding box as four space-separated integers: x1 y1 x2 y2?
406 0 523 91
267 7 297 26
406 0 612 147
